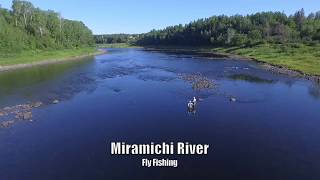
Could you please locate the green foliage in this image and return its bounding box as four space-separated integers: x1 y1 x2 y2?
0 0 94 53
247 29 262 45
136 9 320 47
94 34 138 44
231 34 247 46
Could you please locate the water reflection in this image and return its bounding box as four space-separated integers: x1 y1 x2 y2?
229 74 274 84
0 57 97 106
309 83 320 99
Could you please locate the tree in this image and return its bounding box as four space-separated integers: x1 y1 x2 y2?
12 0 34 27
135 9 320 47
226 28 236 45
1 0 94 53
315 11 320 20
248 29 262 44
294 8 305 31
231 34 247 46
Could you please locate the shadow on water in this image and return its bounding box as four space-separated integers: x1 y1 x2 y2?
228 74 274 84
143 48 229 58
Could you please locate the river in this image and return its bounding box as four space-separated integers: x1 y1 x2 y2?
0 48 319 179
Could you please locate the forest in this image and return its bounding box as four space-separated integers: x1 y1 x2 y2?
0 0 94 53
94 34 138 44
135 9 320 46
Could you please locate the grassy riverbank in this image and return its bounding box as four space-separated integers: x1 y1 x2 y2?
0 48 99 66
212 44 320 76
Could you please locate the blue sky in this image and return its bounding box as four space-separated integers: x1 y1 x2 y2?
1 0 320 34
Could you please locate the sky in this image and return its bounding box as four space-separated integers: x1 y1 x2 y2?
1 0 320 34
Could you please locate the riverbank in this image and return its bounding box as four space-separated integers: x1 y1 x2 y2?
212 44 320 75
0 48 106 72
143 44 320 82
96 43 141 48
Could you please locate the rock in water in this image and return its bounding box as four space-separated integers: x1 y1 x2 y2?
0 111 7 116
180 73 215 90
0 120 15 128
3 107 11 111
52 100 59 104
32 101 43 108
23 112 33 120
230 97 237 102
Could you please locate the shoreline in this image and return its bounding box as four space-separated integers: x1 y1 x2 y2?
231 55 320 83
143 46 320 83
97 43 141 48
0 49 106 73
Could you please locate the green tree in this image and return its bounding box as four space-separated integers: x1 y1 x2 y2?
1 0 94 53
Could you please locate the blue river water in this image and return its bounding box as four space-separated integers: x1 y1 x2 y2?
0 48 319 179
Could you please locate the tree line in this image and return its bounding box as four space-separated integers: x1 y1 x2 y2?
94 34 138 44
0 0 94 53
135 9 320 46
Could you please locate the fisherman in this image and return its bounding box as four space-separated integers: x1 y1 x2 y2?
187 101 194 109
193 97 197 105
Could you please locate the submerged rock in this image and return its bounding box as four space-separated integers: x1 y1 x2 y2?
0 111 7 116
3 107 11 111
2 104 30 115
0 120 15 128
113 88 122 93
15 112 33 120
193 80 213 90
230 97 237 102
31 101 43 108
0 101 44 128
179 73 215 90
23 112 33 120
